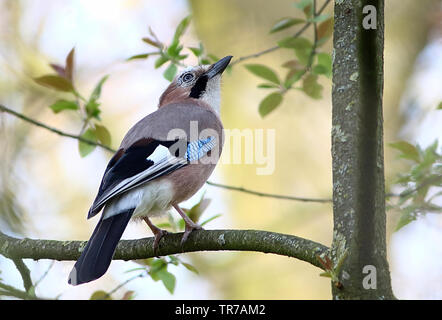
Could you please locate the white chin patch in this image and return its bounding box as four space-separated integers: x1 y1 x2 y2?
201 75 221 114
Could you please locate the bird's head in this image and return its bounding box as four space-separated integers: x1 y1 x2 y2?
159 55 232 113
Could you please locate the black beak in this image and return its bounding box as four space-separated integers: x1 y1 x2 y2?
206 56 233 79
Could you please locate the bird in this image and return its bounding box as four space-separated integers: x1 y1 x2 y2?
68 55 232 285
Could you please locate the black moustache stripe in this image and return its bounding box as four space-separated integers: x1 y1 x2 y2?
189 75 208 99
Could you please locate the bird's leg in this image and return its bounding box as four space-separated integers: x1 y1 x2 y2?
143 216 168 255
173 204 203 245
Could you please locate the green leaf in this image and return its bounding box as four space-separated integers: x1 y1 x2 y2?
155 55 169 69
389 141 421 163
168 256 180 266
173 15 192 43
142 37 162 48
278 36 312 49
90 75 109 102
134 258 154 266
34 75 75 92
167 40 182 58
150 258 167 273
187 197 211 223
156 269 176 294
176 54 188 60
395 208 416 231
126 53 151 61
78 128 97 157
295 47 312 65
308 14 330 23
90 290 111 300
94 124 111 146
182 262 199 274
270 17 304 33
85 100 101 120
155 222 172 229
178 218 185 231
259 92 283 117
200 213 222 227
191 43 206 61
293 0 312 10
312 64 329 76
437 102 442 110
316 52 332 77
189 47 202 57
284 70 305 89
319 271 332 278
257 83 280 89
49 100 78 113
163 63 178 82
245 64 280 84
302 74 323 99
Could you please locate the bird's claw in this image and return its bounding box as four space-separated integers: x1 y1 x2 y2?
180 222 203 246
152 229 168 256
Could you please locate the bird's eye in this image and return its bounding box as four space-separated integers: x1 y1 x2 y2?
182 73 194 82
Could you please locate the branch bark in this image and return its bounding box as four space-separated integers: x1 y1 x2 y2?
0 229 329 270
331 0 395 299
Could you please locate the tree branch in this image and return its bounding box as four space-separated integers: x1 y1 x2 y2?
0 229 329 271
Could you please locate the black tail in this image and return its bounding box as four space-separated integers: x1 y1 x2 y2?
68 209 133 285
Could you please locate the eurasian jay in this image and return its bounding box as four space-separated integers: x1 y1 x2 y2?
68 56 232 285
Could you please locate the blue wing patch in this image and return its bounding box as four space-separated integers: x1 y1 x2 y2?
186 137 215 162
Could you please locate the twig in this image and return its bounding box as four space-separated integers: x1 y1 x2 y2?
230 0 332 66
206 181 332 203
32 261 55 290
0 104 114 152
307 0 319 70
104 271 146 299
12 258 33 293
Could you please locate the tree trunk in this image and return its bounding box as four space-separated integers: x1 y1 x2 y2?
331 0 395 299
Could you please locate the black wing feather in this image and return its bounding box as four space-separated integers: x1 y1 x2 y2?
87 138 184 218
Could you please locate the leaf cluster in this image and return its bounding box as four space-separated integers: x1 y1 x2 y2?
33 48 112 157
389 140 442 230
245 0 333 117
